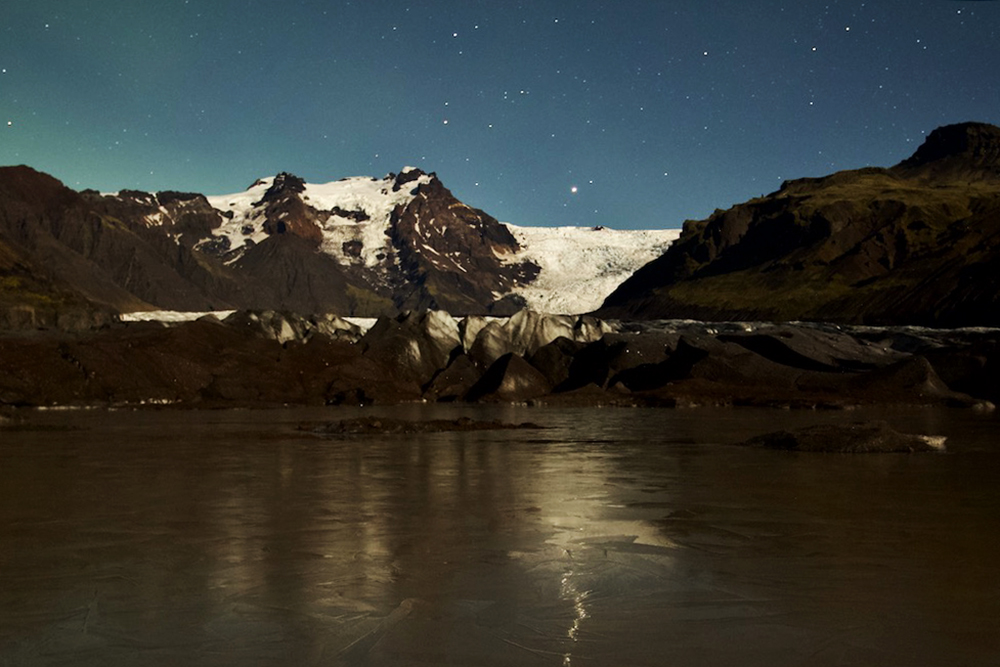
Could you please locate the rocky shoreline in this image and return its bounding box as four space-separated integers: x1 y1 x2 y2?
1 309 997 412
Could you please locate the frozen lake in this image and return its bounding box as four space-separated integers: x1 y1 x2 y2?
2 406 999 666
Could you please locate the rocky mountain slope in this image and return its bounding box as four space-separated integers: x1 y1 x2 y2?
0 166 675 328
597 122 1000 327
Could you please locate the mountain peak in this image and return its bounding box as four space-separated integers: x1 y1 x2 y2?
260 172 306 199
895 122 1000 180
392 167 434 192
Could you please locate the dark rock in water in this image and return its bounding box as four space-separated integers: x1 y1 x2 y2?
308 416 545 436
739 421 947 453
1 306 997 410
465 353 553 403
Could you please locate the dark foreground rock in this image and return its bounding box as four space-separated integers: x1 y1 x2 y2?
0 309 998 410
739 421 947 453
307 416 545 436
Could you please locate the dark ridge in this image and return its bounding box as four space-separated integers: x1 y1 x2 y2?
157 191 207 205
893 122 1000 180
254 172 306 206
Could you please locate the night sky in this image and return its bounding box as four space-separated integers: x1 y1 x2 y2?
3 1 999 230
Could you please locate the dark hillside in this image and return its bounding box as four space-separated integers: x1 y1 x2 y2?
597 122 1000 327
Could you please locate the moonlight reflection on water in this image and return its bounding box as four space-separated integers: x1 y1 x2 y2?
1 405 998 666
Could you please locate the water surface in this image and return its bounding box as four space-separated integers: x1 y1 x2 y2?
2 406 998 666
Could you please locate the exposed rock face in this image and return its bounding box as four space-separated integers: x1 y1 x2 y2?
468 309 614 367
388 177 539 314
465 353 553 403
223 310 362 344
252 172 324 244
359 310 462 385
0 166 226 322
598 122 1000 327
423 354 482 402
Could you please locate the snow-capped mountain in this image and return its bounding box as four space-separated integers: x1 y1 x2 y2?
205 168 435 267
198 169 678 314
0 164 679 323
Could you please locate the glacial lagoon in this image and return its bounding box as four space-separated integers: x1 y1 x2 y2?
2 405 999 666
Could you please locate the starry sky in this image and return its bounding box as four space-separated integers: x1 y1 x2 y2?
2 1 999 230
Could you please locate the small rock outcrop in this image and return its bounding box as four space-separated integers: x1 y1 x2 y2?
739 421 947 453
468 309 614 367
307 416 545 436
223 310 362 344
360 310 461 385
465 353 553 403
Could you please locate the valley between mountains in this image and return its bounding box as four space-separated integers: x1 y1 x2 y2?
2 122 999 411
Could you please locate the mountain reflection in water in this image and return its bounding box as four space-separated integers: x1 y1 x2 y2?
1 406 998 666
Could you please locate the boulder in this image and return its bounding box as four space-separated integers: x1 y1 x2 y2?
527 337 586 387
850 355 980 407
458 315 490 352
467 309 614 368
311 313 364 342
718 325 902 372
465 353 553 403
423 354 483 402
322 356 422 406
224 310 311 343
360 310 461 385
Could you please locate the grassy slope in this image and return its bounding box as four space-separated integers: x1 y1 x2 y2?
624 170 1000 325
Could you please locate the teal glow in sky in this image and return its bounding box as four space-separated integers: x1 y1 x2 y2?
2 1 999 229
